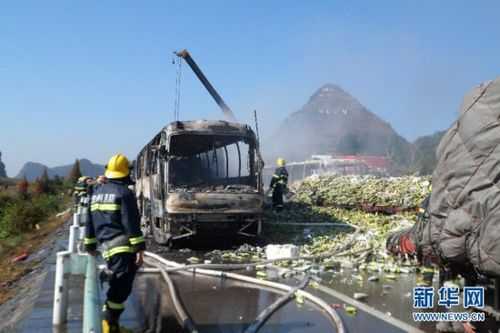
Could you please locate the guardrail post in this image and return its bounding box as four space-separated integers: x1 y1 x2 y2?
53 211 86 326
52 252 69 325
68 213 80 253
53 210 102 331
83 254 102 333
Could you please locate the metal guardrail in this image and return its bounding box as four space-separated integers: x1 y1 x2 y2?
83 255 102 333
52 209 102 333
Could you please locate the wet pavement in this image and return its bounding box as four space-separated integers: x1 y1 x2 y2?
149 226 500 333
21 269 85 333
18 226 499 333
136 273 334 333
135 270 414 333
327 268 418 320
322 268 432 332
19 255 141 333
138 235 423 333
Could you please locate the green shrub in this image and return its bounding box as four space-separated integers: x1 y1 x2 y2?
0 193 64 239
0 192 16 215
0 201 45 236
33 194 61 212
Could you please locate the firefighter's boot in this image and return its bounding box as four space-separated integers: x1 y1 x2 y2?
102 319 121 333
102 320 134 333
102 303 123 333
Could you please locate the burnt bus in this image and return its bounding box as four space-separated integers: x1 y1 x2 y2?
135 120 264 245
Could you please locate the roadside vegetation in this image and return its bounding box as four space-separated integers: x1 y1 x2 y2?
0 164 82 304
0 170 70 249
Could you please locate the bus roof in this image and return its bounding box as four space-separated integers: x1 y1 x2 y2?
164 120 256 138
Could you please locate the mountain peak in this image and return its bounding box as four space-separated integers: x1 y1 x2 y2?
266 84 412 170
16 159 105 181
303 83 363 116
312 83 353 98
315 83 349 95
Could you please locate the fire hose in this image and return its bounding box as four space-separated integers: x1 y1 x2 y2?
143 251 346 333
144 257 199 333
243 276 311 333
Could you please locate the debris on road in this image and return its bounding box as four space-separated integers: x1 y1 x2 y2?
186 256 200 264
345 305 357 316
11 252 29 263
256 271 267 278
353 292 368 300
295 293 304 304
56 208 72 218
265 244 299 260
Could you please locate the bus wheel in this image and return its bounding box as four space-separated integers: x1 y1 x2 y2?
152 218 172 246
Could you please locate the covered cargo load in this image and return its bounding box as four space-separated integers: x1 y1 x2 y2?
419 77 500 277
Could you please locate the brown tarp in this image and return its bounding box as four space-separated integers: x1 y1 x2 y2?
420 77 500 277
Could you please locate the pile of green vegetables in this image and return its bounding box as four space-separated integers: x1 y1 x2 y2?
187 175 432 286
292 174 431 210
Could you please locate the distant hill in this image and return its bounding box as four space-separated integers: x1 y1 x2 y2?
264 84 413 173
16 158 105 181
411 130 446 175
0 151 6 178
0 177 16 187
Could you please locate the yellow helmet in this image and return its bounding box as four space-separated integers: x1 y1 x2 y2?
105 154 130 179
276 158 286 167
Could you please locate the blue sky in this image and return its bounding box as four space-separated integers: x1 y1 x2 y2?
1 1 500 176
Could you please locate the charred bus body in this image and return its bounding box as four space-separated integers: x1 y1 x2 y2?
135 120 264 245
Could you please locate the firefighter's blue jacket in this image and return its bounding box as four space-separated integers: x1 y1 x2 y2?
84 179 145 259
270 167 289 190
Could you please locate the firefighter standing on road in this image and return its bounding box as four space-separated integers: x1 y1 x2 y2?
269 158 289 211
84 154 145 333
73 176 93 212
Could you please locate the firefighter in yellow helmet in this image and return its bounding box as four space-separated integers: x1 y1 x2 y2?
269 158 289 211
84 154 145 333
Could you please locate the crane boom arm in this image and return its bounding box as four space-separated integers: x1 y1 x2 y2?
175 49 236 121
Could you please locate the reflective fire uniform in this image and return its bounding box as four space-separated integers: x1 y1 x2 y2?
84 178 145 326
73 176 91 213
270 166 288 210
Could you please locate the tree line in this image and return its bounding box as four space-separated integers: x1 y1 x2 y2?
0 159 82 241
